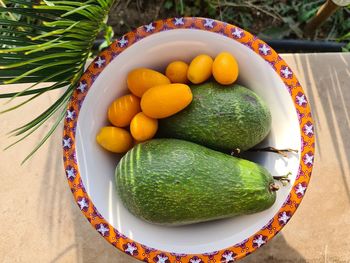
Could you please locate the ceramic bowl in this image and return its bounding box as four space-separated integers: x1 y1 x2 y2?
63 17 315 262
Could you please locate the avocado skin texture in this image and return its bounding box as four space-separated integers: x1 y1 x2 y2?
158 82 272 152
115 139 276 226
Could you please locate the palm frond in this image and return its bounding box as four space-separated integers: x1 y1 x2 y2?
0 0 116 163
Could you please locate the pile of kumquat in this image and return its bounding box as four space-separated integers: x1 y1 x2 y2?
96 52 239 153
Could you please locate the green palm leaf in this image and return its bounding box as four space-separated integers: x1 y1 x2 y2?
0 0 116 163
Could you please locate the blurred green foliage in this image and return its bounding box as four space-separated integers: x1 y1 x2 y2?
161 0 350 41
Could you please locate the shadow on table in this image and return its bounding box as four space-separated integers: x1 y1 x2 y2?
37 101 309 263
240 234 306 263
37 128 82 262
39 126 136 263
38 53 350 263
37 135 305 263
293 53 350 202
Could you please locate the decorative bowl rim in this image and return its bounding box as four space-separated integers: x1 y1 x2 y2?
62 17 315 262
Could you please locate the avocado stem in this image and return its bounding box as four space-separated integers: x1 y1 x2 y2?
269 183 280 192
273 172 292 186
230 148 241 156
249 147 298 157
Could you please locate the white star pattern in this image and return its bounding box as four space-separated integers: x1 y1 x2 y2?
156 255 168 263
304 123 314 136
295 183 306 196
94 56 105 68
141 245 155 252
66 167 75 180
77 198 88 210
296 94 307 106
253 235 265 248
96 224 109 236
172 253 186 258
222 252 235 262
263 219 273 229
304 153 314 165
204 251 218 256
190 259 201 263
145 22 155 32
118 36 128 47
77 81 87 93
125 243 137 255
204 19 214 28
66 109 75 121
297 167 304 179
297 110 304 123
63 138 71 148
281 66 292 78
174 17 184 25
232 27 243 38
235 239 248 247
283 194 291 205
259 44 270 55
279 212 290 224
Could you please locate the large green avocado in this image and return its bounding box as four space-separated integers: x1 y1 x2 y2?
158 82 272 152
115 139 276 226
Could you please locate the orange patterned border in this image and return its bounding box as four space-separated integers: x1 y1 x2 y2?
63 17 315 262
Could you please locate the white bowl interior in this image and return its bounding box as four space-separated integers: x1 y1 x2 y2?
76 29 301 254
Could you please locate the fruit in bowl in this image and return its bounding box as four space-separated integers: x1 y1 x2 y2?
116 138 278 226
96 51 281 226
64 17 314 261
159 82 271 152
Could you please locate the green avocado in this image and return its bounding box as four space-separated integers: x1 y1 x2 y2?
115 139 276 226
158 82 272 152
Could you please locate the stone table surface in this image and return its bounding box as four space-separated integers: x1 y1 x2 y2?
1 53 350 263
